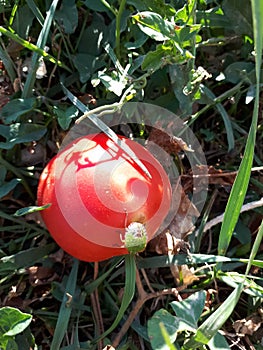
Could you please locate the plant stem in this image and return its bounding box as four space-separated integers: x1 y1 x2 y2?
115 0 126 59
0 26 68 70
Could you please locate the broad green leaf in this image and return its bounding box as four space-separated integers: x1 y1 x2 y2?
53 105 79 130
77 13 107 55
13 5 35 38
54 0 78 34
169 64 195 117
224 61 255 84
133 11 176 41
84 0 114 13
128 0 176 17
133 11 199 50
142 44 183 72
222 0 253 37
0 98 37 124
208 332 230 350
196 7 230 28
0 307 32 337
170 291 206 328
0 179 21 199
125 25 148 49
96 70 127 96
73 53 105 83
0 123 47 149
148 309 180 349
183 284 243 349
159 322 177 350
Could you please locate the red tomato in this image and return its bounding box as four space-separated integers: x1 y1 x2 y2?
37 133 171 262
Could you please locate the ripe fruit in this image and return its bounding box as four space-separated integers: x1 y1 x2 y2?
37 133 171 262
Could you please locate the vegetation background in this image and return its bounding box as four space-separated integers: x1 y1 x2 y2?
0 0 262 349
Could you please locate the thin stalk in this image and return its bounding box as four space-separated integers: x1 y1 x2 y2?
0 26 68 70
188 81 244 127
8 0 19 28
115 0 126 59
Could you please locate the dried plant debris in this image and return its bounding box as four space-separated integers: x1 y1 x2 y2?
233 308 263 336
146 125 194 155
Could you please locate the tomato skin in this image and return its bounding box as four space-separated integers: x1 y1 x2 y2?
37 133 171 262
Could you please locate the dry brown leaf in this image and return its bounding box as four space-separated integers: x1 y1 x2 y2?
233 309 263 336
147 126 193 155
27 266 56 286
148 180 198 255
170 264 199 286
184 165 236 192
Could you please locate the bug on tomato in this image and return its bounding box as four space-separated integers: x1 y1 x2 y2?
37 133 172 262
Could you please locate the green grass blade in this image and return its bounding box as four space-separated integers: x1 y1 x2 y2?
50 258 79 350
0 44 16 82
200 85 234 151
245 219 263 275
183 284 243 349
85 257 123 295
95 254 136 342
0 26 64 68
26 0 45 26
22 0 60 98
217 0 263 256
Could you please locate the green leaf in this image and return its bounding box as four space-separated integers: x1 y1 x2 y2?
0 244 56 274
55 0 78 34
0 307 32 339
96 70 127 96
51 259 79 350
183 284 243 349
14 204 51 217
133 11 173 41
224 61 255 84
222 0 253 37
0 98 37 124
218 272 263 297
53 105 79 130
159 322 177 350
0 123 47 149
133 11 199 50
77 13 108 55
142 44 174 72
170 291 206 328
13 5 35 38
200 85 235 152
207 332 231 350
0 178 21 198
148 309 180 349
128 0 176 17
84 0 113 12
96 254 136 341
73 53 105 83
22 0 60 98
